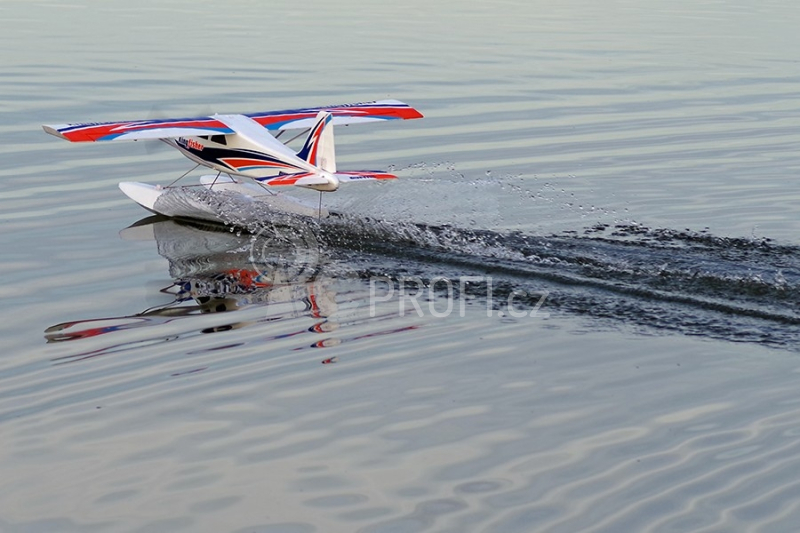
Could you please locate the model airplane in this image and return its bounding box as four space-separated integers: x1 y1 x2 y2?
43 99 422 221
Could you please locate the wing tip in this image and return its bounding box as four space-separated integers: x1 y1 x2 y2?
375 99 424 120
42 125 70 141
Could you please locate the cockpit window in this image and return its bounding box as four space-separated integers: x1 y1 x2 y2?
210 135 227 145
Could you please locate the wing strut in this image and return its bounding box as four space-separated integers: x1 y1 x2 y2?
284 128 310 146
165 163 202 188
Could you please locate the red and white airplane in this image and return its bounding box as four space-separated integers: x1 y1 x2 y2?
43 99 422 220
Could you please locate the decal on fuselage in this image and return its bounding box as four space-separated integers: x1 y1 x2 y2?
178 137 204 151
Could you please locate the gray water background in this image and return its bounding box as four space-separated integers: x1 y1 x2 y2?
3 1 800 531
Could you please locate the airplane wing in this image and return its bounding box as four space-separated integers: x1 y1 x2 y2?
42 118 236 143
42 99 423 142
247 99 423 131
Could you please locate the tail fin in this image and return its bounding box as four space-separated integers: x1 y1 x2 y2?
296 111 336 173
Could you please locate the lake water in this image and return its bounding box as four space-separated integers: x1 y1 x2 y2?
3 1 800 531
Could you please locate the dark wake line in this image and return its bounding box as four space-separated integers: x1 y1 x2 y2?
312 214 800 348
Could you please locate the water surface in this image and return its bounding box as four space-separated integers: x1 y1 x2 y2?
3 1 800 531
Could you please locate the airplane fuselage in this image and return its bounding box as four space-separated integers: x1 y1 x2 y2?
166 131 306 180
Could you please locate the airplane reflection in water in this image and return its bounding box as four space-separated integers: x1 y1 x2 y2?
44 217 418 364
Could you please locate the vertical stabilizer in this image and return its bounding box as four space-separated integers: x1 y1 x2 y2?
297 111 336 173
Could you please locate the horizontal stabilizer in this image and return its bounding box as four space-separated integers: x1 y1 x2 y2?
335 171 397 182
260 172 316 186
260 171 396 187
